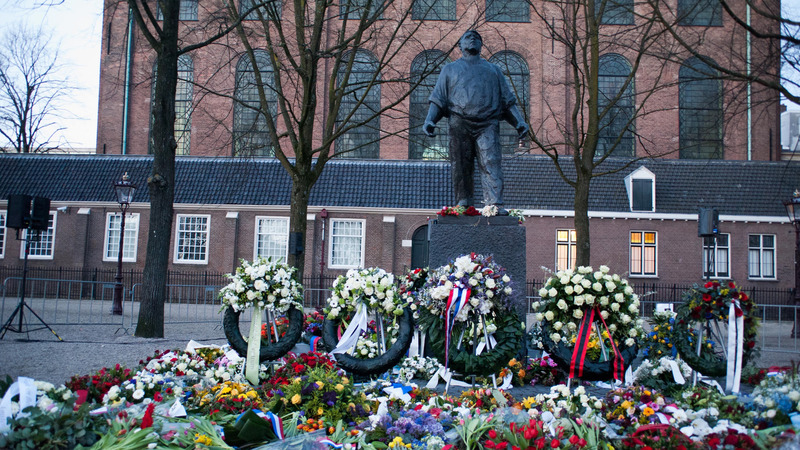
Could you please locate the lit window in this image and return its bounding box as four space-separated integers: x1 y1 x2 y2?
748 234 776 279
335 50 380 158
702 233 729 279
412 0 455 20
486 0 529 22
630 231 657 276
555 229 576 272
255 217 289 262
174 215 210 264
0 211 5 258
21 213 55 260
678 0 721 26
104 213 139 262
409 50 450 160
329 219 364 268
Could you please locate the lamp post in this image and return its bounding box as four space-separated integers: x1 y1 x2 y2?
111 172 136 315
784 190 800 338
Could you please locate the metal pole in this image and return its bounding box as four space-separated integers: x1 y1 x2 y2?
792 225 800 337
111 208 127 315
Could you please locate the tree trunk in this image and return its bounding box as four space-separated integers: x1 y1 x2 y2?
287 177 311 280
135 0 180 338
574 171 591 267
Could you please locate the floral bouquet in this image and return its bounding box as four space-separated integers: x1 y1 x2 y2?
66 364 132 405
744 368 800 428
325 267 402 320
398 355 444 382
642 309 679 360
360 409 450 447
191 381 263 415
457 387 514 411
266 351 336 386
219 257 304 313
419 253 514 322
533 384 603 418
603 386 669 435
631 356 692 396
437 205 480 217
398 267 428 321
520 355 562 387
303 309 325 338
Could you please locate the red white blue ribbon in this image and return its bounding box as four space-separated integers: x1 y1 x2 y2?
444 287 471 368
318 438 346 448
310 336 321 353
241 409 285 440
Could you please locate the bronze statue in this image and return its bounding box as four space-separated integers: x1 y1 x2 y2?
424 30 528 215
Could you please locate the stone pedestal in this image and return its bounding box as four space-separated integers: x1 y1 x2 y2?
428 215 527 319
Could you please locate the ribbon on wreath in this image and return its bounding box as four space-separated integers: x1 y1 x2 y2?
443 287 471 368
569 306 625 381
331 302 369 357
725 300 745 393
245 306 263 385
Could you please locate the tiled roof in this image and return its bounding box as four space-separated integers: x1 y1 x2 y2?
0 154 797 216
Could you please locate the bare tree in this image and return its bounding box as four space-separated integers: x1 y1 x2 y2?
0 24 72 153
214 0 471 277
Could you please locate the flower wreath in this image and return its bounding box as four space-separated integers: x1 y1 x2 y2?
672 280 759 378
220 258 304 365
322 268 414 376
417 253 522 376
533 266 643 380
219 257 304 313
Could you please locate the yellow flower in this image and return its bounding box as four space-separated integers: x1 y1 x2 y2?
336 384 344 392
291 394 302 404
521 396 537 409
642 407 655 416
316 381 324 389
621 400 632 410
195 433 213 445
653 326 659 331
342 377 349 385
318 407 324 416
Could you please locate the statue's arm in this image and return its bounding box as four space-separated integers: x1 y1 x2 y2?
503 104 529 139
423 103 444 137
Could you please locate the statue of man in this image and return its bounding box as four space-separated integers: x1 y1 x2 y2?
424 30 529 215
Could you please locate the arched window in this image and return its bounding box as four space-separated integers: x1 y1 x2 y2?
412 0 455 20
409 50 450 160
489 51 529 154
336 50 380 159
150 54 193 155
679 57 722 159
597 53 635 157
234 50 277 157
595 0 633 25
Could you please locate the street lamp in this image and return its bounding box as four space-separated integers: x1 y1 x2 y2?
111 172 136 315
784 190 800 337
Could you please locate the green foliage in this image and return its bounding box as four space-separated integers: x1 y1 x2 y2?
0 398 105 449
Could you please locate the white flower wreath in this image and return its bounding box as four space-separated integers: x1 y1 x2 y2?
419 253 513 322
325 267 403 320
219 258 304 313
532 265 644 350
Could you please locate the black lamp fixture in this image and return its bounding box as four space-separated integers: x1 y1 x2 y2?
111 172 137 315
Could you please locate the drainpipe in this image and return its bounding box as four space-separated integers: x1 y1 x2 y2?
121 9 135 155
319 208 328 289
746 2 752 160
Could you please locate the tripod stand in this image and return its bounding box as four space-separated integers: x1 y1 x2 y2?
0 226 62 341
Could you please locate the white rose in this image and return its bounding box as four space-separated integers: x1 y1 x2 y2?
600 310 609 320
574 284 584 294
535 313 545 321
560 276 570 285
600 265 610 273
486 279 496 289
608 324 617 332
624 286 634 295
550 333 561 342
253 279 266 291
503 275 510 283
470 278 479 286
557 300 568 310
567 322 577 331
573 309 584 319
133 389 145 400
545 311 555 321
789 391 800 402
611 303 620 312
553 321 563 330
574 295 585 306
599 296 609 306
486 290 494 298
504 287 512 294
584 294 595 305
539 288 549 298
593 272 603 281
625 338 635 346
621 314 631 324
628 303 638 313
549 288 558 297
592 282 603 292
571 275 583 284
605 281 616 291
629 329 638 337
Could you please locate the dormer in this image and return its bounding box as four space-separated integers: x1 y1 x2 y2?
624 166 656 212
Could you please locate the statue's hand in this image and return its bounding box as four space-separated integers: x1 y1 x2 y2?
517 123 529 140
423 121 436 137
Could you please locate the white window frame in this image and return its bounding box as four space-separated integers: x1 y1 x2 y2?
173 214 210 264
20 212 56 260
254 216 289 262
103 212 140 263
328 219 365 269
748 233 776 280
555 229 576 272
630 230 657 277
702 233 730 279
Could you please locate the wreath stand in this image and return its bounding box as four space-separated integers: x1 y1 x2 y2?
322 306 414 377
445 312 500 393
